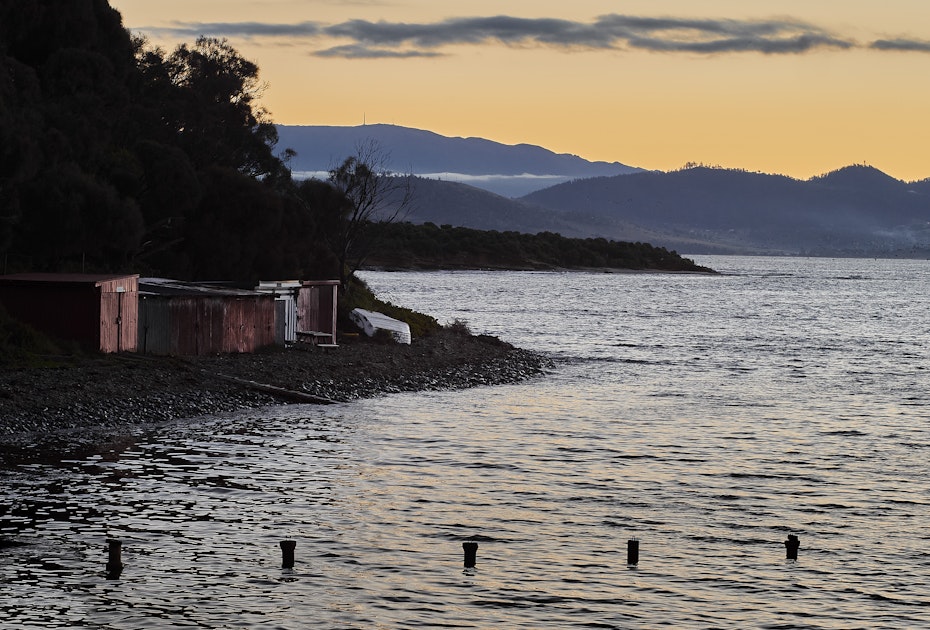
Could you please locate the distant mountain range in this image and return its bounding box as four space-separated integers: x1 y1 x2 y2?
520 165 930 256
401 164 930 257
278 124 930 257
276 124 642 197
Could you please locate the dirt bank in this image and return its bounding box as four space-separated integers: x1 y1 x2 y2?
0 330 552 466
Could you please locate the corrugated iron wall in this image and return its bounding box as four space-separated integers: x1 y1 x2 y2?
139 297 170 355
222 297 275 353
139 295 275 355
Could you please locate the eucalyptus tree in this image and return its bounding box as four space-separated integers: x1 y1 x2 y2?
160 37 285 180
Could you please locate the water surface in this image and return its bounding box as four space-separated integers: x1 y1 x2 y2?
2 256 929 628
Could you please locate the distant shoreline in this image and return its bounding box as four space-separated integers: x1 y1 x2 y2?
361 264 718 274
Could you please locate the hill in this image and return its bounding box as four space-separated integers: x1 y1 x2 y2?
521 165 930 256
402 176 677 246
277 124 642 197
388 166 930 257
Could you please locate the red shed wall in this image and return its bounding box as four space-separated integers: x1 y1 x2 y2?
98 277 139 353
222 297 276 353
164 295 275 355
297 281 339 343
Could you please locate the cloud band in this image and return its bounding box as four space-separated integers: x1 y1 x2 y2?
138 14 928 59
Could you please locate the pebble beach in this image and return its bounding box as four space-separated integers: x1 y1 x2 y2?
0 330 551 466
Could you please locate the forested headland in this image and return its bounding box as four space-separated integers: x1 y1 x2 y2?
0 0 709 283
362 222 713 272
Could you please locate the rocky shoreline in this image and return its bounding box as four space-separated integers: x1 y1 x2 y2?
0 330 552 466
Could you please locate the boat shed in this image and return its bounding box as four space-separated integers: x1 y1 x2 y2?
138 278 275 355
0 273 139 353
297 280 340 345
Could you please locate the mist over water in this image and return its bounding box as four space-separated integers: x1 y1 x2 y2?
3 256 930 628
290 169 572 196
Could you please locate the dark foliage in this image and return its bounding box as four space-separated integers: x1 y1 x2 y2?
362 222 714 272
0 303 71 367
0 1 321 279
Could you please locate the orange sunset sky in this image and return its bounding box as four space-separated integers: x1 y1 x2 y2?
112 0 930 181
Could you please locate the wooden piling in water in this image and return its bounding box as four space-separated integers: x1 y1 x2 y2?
106 539 123 579
280 540 296 568
462 541 478 568
627 538 639 565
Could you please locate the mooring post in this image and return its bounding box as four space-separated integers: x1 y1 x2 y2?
106 539 123 579
627 538 640 565
784 534 800 560
462 541 478 568
280 540 296 568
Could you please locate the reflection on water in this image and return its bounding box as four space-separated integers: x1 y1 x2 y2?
3 256 930 628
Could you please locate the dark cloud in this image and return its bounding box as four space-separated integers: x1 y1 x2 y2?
145 20 323 39
870 38 930 52
314 44 442 59
139 14 930 59
626 33 853 54
595 15 854 54
322 16 613 49
317 14 854 55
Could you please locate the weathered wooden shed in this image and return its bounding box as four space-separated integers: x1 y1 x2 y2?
255 280 302 345
298 280 340 345
138 278 275 355
0 273 139 353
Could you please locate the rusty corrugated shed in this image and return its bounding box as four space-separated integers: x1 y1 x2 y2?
138 279 275 355
0 273 139 353
298 280 339 345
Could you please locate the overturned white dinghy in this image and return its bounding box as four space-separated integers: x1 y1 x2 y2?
350 308 412 344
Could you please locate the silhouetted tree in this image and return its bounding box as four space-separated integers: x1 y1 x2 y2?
324 141 412 287
161 37 285 180
294 178 347 279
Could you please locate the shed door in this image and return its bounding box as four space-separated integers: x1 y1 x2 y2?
100 288 139 353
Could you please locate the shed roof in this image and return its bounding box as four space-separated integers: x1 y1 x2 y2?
139 278 270 298
257 280 302 290
255 280 302 295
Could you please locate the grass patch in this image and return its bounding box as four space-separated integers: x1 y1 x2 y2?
341 275 441 339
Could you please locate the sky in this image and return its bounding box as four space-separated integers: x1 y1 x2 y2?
111 0 930 181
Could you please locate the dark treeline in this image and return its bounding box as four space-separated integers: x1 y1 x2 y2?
0 0 347 281
363 222 714 272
